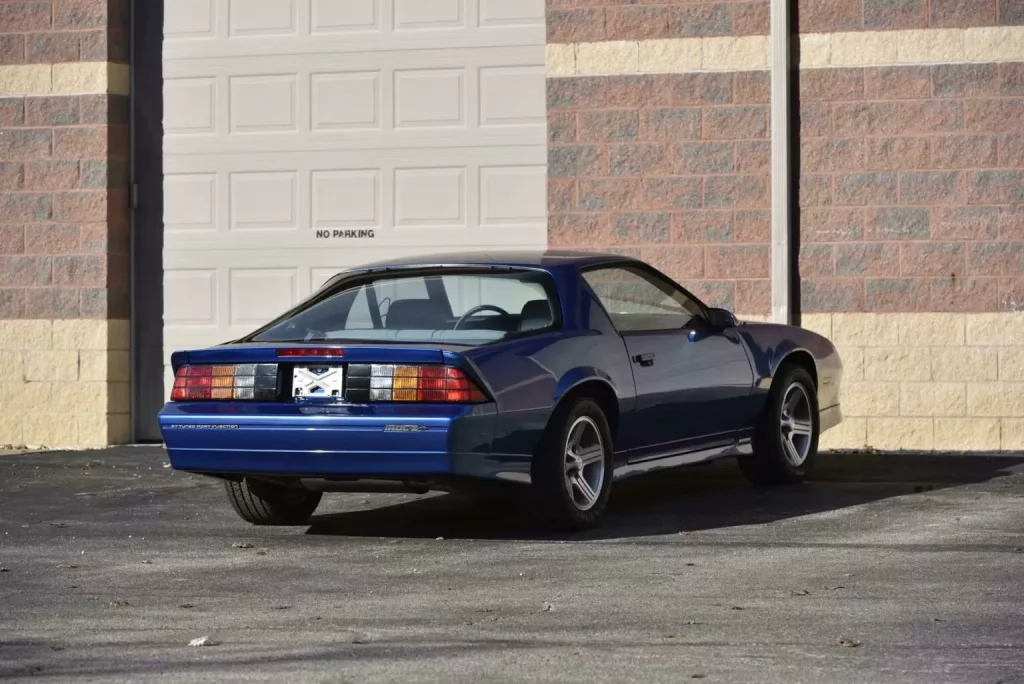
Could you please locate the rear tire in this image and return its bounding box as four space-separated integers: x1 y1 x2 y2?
738 365 819 485
531 398 614 531
224 479 322 525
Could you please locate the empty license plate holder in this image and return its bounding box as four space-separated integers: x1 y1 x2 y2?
292 365 344 398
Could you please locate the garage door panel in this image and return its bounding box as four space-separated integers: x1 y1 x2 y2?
311 0 379 34
163 145 545 249
228 171 302 232
394 68 465 128
163 45 545 75
479 0 544 27
228 0 299 37
164 220 547 251
164 269 218 327
479 165 547 226
311 170 381 229
165 0 217 39
165 0 542 59
163 49 544 156
164 29 542 60
479 66 545 127
393 0 464 30
163 0 545 387
228 74 298 133
164 173 218 231
311 71 380 131
163 77 217 134
165 246 539 272
229 268 299 326
164 127 545 155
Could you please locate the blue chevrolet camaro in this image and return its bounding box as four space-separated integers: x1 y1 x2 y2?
159 251 844 530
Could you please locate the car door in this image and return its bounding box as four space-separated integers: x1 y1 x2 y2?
581 265 755 461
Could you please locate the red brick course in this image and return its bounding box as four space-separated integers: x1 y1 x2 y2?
548 71 771 313
797 0 1021 33
548 0 769 44
798 62 1024 313
0 0 129 320
0 0 128 64
549 0 1024 44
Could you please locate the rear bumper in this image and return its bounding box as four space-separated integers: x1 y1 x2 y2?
158 401 531 482
167 446 454 477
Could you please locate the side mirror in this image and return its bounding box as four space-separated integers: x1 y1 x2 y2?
706 307 737 328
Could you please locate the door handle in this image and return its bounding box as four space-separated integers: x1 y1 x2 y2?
633 352 656 367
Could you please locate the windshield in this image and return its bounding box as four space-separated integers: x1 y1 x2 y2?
249 269 560 345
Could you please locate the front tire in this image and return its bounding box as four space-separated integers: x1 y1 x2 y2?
738 365 819 485
531 398 614 531
224 479 322 525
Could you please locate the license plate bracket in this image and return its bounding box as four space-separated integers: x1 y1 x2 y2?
292 365 344 398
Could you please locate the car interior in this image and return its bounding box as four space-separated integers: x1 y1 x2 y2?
257 271 562 345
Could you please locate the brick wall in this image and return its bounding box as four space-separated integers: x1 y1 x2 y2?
797 63 1024 314
797 0 1023 33
547 0 773 316
0 0 131 447
548 1 770 43
547 0 1024 452
794 5 1024 452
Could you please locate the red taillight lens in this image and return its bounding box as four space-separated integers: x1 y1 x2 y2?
171 362 484 403
357 364 486 403
170 364 278 402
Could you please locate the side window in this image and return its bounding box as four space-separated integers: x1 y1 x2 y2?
583 266 702 333
373 277 428 323
441 275 546 316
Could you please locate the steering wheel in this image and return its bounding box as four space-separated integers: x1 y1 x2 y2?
454 304 509 330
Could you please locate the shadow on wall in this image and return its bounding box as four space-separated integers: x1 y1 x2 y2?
305 452 1024 542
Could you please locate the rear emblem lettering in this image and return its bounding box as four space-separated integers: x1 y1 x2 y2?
168 424 239 430
383 425 429 432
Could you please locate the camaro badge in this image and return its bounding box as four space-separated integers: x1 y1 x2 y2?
383 425 429 432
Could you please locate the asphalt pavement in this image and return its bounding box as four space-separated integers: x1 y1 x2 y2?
1 447 1023 683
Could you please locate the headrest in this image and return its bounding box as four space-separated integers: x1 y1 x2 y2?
385 299 446 329
519 299 553 332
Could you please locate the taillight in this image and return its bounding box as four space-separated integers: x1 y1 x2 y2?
346 364 486 403
171 364 278 401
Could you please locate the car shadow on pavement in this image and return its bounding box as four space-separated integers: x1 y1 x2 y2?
304 452 1024 542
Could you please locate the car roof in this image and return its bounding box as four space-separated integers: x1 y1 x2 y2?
347 250 636 272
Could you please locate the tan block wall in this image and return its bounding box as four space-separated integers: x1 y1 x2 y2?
806 312 1024 452
0 320 130 448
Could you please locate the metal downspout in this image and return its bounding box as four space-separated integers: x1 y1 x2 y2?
770 0 792 325
128 0 138 442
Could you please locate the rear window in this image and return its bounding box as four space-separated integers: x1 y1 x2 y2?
250 270 560 345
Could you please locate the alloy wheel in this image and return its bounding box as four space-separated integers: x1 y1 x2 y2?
780 383 813 467
563 416 605 511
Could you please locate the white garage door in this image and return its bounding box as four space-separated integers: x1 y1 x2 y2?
161 0 547 384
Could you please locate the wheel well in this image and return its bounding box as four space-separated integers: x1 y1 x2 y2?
779 350 818 389
554 380 620 439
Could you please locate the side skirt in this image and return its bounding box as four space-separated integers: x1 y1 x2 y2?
613 435 753 483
